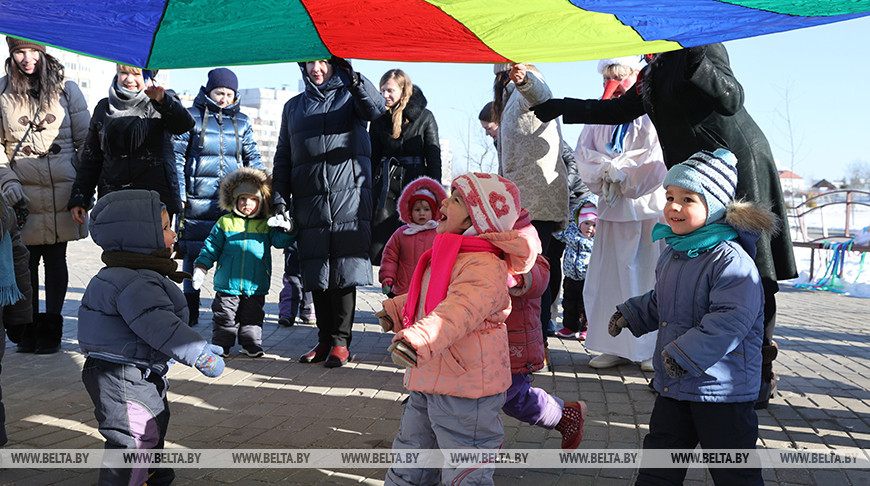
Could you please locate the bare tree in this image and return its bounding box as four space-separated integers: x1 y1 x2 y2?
450 111 497 177
772 81 807 176
845 160 870 189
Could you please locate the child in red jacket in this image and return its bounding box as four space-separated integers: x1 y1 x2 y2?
503 209 586 449
378 177 446 296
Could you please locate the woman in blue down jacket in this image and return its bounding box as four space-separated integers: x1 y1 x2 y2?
174 68 263 326
273 57 385 368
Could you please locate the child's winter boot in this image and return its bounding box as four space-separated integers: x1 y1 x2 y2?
555 401 587 450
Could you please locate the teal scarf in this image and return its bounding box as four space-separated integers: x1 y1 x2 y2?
651 223 738 258
0 231 24 306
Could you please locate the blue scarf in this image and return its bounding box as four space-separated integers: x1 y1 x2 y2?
651 223 738 258
0 231 23 307
607 122 632 154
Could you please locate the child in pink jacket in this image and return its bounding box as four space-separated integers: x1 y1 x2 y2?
378 176 446 296
377 173 536 486
504 209 587 449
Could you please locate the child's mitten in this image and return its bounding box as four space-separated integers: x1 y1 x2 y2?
195 344 226 377
661 349 687 378
191 265 208 291
608 310 628 337
381 279 393 295
388 340 417 368
267 213 295 233
374 308 394 332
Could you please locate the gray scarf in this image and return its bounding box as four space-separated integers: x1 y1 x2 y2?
107 76 154 118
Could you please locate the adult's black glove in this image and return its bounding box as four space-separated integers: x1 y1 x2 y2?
272 203 287 217
530 98 567 123
331 56 360 87
684 45 708 77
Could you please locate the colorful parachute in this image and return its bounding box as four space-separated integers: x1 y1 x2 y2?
1 0 869 68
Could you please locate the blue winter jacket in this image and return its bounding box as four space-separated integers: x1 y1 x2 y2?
78 190 207 375
195 214 295 296
618 227 764 403
174 88 263 252
272 63 385 291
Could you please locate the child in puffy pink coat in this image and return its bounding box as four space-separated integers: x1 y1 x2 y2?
503 208 587 450
377 173 536 486
378 176 446 297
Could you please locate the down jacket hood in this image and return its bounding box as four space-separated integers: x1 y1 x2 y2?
89 190 166 255
396 176 446 224
218 167 272 217
724 200 779 260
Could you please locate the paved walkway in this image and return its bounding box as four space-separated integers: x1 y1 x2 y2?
1 238 868 485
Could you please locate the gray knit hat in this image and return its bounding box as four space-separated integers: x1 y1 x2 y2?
662 149 738 224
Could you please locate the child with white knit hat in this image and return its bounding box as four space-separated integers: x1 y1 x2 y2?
377 173 546 486
609 149 772 484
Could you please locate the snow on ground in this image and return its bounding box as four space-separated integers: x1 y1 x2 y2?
783 202 870 298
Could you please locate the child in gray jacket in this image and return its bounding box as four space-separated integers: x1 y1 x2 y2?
78 189 224 486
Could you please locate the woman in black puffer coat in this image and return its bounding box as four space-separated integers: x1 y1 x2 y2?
273 57 385 368
173 68 263 325
369 69 441 263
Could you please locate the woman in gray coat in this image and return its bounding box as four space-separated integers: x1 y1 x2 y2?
273 57 385 368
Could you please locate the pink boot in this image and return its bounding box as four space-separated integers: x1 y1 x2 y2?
555 401 587 450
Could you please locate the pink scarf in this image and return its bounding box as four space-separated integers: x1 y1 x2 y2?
401 233 502 328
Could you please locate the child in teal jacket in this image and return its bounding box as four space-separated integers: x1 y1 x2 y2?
192 168 295 357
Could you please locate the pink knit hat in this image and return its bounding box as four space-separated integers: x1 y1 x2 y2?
451 173 521 235
574 203 598 226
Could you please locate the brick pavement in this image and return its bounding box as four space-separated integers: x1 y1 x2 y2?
1 237 869 485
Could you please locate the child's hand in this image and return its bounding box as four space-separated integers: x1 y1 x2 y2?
381 279 393 295
608 310 628 336
191 266 208 291
388 340 417 368
267 213 295 233
374 308 394 332
662 349 687 378
195 344 226 377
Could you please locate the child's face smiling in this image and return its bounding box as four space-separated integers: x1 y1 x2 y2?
161 210 176 249
237 194 260 216
411 199 433 225
579 220 596 238
437 191 472 235
664 186 708 235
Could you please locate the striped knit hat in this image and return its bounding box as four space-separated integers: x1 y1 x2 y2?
662 149 738 224
451 173 521 235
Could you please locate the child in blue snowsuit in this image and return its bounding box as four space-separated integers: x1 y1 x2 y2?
553 195 597 340
79 189 225 486
609 149 769 485
192 168 295 357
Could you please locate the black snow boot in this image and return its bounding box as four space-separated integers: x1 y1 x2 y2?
34 313 63 354
11 322 36 353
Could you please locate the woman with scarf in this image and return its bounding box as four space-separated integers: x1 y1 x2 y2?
0 37 89 354
68 64 195 221
173 67 263 326
369 68 441 263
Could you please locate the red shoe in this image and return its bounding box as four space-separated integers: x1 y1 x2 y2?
299 343 331 363
555 328 576 339
324 345 350 368
555 401 587 450
578 331 587 341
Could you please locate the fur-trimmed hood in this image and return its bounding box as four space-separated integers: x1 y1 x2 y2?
218 167 272 218
402 85 428 123
724 200 779 259
396 176 446 224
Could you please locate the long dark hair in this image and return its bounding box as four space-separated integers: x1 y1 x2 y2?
491 71 510 125
4 52 65 111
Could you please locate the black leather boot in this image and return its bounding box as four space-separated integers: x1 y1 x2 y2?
34 313 63 354
184 292 200 326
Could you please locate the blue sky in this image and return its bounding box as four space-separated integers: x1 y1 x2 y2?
170 15 870 182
